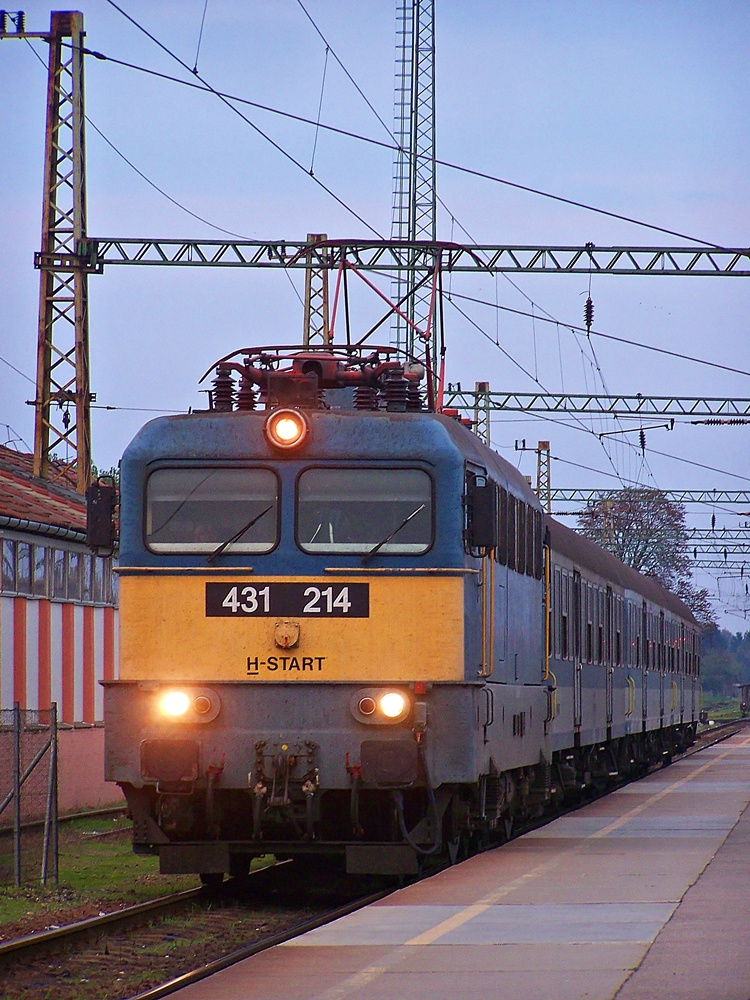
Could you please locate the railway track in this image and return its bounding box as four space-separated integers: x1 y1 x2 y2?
0 884 204 963
686 718 748 754
1 721 745 1000
0 859 390 1000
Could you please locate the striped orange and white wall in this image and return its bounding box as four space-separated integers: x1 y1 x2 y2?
0 595 118 724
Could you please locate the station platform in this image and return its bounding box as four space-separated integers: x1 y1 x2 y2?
171 730 750 1000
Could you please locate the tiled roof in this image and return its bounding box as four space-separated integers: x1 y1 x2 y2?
0 445 86 532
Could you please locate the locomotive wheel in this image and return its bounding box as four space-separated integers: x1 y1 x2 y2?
200 872 225 890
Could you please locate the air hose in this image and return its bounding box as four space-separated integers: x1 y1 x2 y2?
392 745 442 856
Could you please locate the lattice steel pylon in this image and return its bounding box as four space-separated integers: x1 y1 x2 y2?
536 441 551 514
302 233 330 346
19 10 92 494
472 381 491 444
390 0 439 371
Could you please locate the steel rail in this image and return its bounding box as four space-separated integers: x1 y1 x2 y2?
126 886 394 1000
0 886 203 962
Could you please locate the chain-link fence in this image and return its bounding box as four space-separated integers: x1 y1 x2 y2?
0 704 58 885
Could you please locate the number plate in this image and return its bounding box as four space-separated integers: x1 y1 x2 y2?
205 582 369 617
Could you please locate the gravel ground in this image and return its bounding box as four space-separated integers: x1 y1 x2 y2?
2 897 319 1000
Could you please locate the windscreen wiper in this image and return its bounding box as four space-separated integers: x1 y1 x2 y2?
207 504 274 564
151 472 214 537
361 503 426 565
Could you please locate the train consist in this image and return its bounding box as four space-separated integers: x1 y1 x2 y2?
95 346 701 879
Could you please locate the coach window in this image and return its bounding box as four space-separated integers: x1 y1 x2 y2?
297 468 432 555
146 468 279 554
507 498 516 571
615 596 623 666
586 583 594 663
533 510 543 579
553 567 561 657
560 570 570 660
516 502 526 575
496 487 508 565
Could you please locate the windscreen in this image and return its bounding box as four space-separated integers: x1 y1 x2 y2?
297 468 432 554
146 468 278 554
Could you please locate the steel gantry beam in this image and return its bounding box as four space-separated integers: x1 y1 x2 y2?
550 489 750 506
688 529 750 556
66 239 750 275
692 559 749 571
443 390 750 417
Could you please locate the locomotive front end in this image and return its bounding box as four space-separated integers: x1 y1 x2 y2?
103 348 479 877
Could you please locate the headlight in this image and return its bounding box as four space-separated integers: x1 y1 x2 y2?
160 691 190 717
156 688 221 723
379 692 408 719
351 688 411 725
265 408 309 450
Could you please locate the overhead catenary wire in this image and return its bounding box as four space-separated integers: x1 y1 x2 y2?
102 0 385 239
21 31 249 240
72 41 734 250
66 30 741 441
10 15 741 615
445 295 639 490
39 43 313 306
448 291 750 380
282 4 645 497
1 353 36 385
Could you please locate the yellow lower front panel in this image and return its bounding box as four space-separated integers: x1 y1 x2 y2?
118 574 465 682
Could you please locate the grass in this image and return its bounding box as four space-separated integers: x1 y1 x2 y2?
701 695 742 720
0 814 197 930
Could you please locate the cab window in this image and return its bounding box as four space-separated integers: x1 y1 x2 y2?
146 468 278 553
297 468 432 554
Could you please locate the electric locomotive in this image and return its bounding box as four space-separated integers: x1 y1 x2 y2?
95 345 700 880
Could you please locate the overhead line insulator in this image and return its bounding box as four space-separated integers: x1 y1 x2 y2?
584 295 594 331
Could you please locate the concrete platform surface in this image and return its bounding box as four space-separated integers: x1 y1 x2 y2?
169 730 750 1000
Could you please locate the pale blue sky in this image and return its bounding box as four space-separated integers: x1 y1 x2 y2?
1 1 749 622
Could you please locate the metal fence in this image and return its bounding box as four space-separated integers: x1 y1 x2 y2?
0 704 58 885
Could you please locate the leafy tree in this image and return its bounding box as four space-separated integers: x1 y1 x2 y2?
701 628 750 695
92 463 120 486
577 487 717 628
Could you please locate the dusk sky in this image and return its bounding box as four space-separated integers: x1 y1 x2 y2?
1 1 749 624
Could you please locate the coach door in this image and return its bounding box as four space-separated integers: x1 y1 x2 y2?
641 602 649 730
659 611 666 725
573 571 583 734
606 587 614 738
